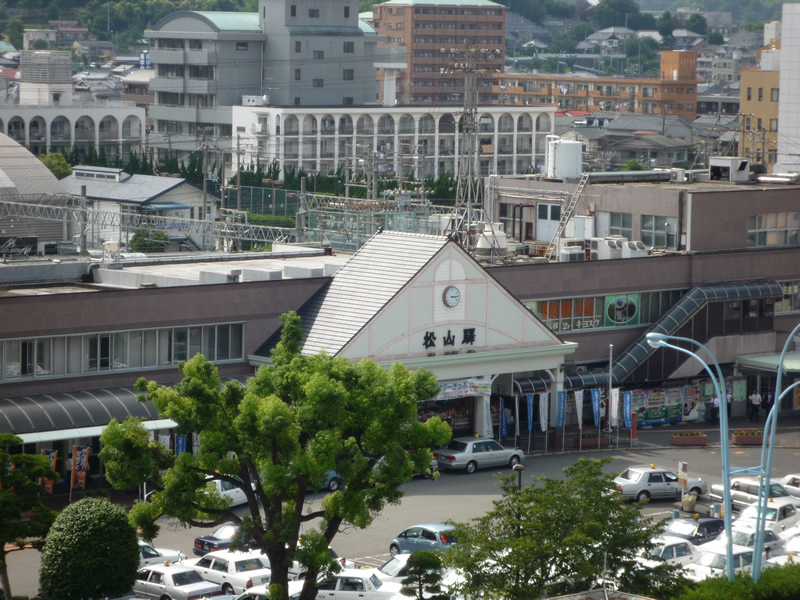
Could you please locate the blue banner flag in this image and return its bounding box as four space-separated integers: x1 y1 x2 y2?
591 389 601 428
527 394 533 434
175 434 187 456
500 398 507 438
556 391 566 428
623 392 633 429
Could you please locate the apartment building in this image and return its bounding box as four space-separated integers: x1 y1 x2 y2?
370 0 506 105
740 47 780 172
495 51 702 122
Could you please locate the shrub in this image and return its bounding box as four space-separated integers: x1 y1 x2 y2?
732 429 764 436
674 431 706 437
39 498 139 600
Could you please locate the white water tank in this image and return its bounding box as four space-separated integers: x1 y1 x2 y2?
475 223 509 259
546 137 583 180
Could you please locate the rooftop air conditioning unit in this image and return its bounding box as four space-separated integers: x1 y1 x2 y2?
589 238 621 260
622 240 648 258
670 168 685 183
559 247 585 263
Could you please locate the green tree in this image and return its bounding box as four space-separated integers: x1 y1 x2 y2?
129 226 169 252
686 14 708 35
708 32 724 45
0 434 57 600
39 498 140 600
40 153 73 179
5 18 23 49
592 0 640 29
444 458 683 600
657 11 675 37
99 312 452 600
622 159 645 170
400 551 449 600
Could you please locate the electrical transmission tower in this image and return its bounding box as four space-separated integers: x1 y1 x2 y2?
442 46 491 248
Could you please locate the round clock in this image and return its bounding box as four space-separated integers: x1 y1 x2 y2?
442 285 461 307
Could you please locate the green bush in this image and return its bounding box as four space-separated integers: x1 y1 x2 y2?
39 498 139 600
670 562 800 600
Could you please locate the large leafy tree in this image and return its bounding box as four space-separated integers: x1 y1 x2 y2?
39 498 140 600
100 311 451 600
444 458 686 600
592 0 640 30
0 434 57 600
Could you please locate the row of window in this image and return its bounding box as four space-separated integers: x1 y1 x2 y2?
0 324 244 382
777 281 800 313
607 212 678 249
292 71 353 84
746 87 779 102
747 212 800 248
380 7 501 15
744 117 778 132
662 103 694 110
288 5 349 18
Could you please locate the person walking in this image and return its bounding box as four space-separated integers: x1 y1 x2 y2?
765 392 775 416
748 389 762 422
726 390 733 419
711 394 720 425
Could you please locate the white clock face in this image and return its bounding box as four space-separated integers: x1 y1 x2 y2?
443 285 461 307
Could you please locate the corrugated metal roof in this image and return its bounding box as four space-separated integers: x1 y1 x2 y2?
0 133 61 196
122 69 155 83
191 11 262 31
61 173 187 203
299 231 449 356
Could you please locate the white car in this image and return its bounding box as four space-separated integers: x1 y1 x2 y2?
139 540 186 567
735 497 800 533
184 549 271 595
614 465 707 502
287 569 403 600
134 563 222 600
641 535 699 566
697 526 786 554
766 536 800 567
780 474 800 499
684 546 754 581
372 553 415 583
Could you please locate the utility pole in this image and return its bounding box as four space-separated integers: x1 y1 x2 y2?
197 126 214 250
236 134 242 211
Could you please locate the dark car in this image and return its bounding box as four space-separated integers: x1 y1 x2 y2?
193 522 258 556
662 517 725 546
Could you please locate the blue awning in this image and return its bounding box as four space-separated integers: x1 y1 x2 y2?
142 202 190 211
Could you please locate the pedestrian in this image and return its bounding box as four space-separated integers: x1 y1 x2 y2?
762 546 772 563
765 392 774 415
748 389 762 422
711 394 720 424
726 390 733 419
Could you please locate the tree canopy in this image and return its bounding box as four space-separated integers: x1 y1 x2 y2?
40 153 73 180
39 498 140 600
0 434 57 600
99 311 452 600
444 458 687 600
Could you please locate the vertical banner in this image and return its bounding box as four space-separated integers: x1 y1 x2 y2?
175 434 187 456
500 398 507 438
71 445 90 491
575 390 584 430
611 388 620 427
591 389 601 428
623 392 633 429
40 450 58 495
527 394 534 434
556 391 566 428
539 392 548 432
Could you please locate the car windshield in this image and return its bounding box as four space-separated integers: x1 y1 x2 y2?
369 574 382 589
618 469 643 483
446 441 468 452
378 557 404 577
646 546 665 560
729 531 753 546
696 552 726 569
236 558 267 572
172 570 205 586
212 525 238 540
664 521 696 537
741 506 778 522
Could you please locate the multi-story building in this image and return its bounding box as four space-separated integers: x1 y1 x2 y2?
232 103 555 178
370 0 505 105
1 51 145 160
495 51 702 122
740 45 780 172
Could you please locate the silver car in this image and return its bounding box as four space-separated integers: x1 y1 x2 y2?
183 549 271 595
134 563 221 600
614 465 707 502
434 437 523 474
138 540 186 567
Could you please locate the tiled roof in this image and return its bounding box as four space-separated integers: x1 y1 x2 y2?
121 69 155 83
298 231 449 356
189 11 261 31
61 172 187 204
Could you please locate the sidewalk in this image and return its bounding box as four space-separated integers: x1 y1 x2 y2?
634 412 800 449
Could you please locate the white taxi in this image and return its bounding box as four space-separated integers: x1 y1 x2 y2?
184 549 271 595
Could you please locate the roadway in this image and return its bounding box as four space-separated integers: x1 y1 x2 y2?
7 441 800 598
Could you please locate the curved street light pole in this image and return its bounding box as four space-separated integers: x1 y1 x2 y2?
645 332 734 581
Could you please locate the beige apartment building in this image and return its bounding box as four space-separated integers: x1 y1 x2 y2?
371 0 506 105
740 43 780 172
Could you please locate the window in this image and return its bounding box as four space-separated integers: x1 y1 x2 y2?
189 39 202 50
313 50 324 59
294 97 300 105
746 87 752 101
344 6 349 17
747 213 800 247
309 8 319 17
343 97 353 105
291 5 296 16
769 149 777 163
343 69 353 81
343 41 354 53
758 87 763 101
757 118 762 130
609 212 633 239
295 41 301 52
295 69 301 80
641 215 678 248
770 118 778 132
396 22 403 29
236 42 248 51
771 88 779 102
313 79 323 88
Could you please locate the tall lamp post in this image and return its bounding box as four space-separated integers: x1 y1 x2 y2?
512 463 525 594
645 332 734 581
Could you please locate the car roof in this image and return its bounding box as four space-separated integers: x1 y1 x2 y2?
139 563 195 574
628 465 670 473
657 535 694 545
198 549 262 559
403 523 454 531
742 497 800 507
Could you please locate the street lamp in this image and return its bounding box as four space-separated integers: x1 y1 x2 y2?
262 178 283 216
645 332 735 581
513 462 525 492
512 463 525 593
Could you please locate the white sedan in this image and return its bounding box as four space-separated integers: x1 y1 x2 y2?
735 497 800 534
287 569 403 600
780 474 800 499
184 549 271 595
641 535 698 566
698 526 785 554
684 547 754 581
138 540 186 567
134 563 222 600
